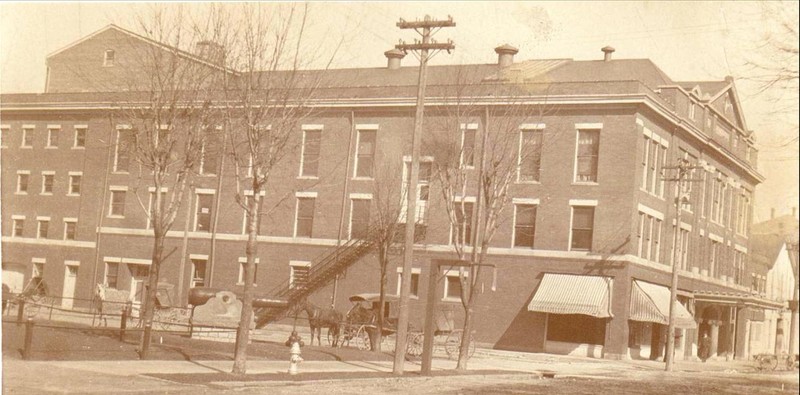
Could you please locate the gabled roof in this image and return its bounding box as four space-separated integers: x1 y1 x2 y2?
750 233 787 271
678 81 729 99
47 24 238 75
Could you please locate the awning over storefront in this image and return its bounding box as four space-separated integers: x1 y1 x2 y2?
527 273 613 318
630 280 697 329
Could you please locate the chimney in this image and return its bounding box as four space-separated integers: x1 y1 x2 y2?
494 44 519 67
771 208 776 219
601 46 615 61
195 41 224 65
384 49 405 70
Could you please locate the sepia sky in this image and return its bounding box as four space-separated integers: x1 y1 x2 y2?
1 1 797 222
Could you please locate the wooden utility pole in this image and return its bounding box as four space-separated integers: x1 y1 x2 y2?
393 15 455 375
662 158 701 371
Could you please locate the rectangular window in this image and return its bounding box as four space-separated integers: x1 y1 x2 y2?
294 197 316 238
350 198 371 239
41 172 54 194
300 130 321 177
32 261 44 279
641 136 650 190
200 131 221 176
451 201 474 246
194 192 214 232
64 220 77 241
355 130 376 178
570 206 595 251
47 128 59 148
74 127 87 148
401 159 433 224
21 128 33 148
513 204 537 248
17 172 29 194
12 217 24 237
114 129 134 172
68 174 82 195
238 258 260 285
575 129 600 182
147 190 167 229
444 272 464 300
109 189 126 217
396 268 421 298
105 262 119 289
104 49 115 67
519 129 543 182
289 261 310 289
461 127 476 168
679 228 690 271
37 218 49 239
191 259 207 288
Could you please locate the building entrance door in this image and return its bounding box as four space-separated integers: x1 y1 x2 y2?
129 265 149 315
62 265 79 309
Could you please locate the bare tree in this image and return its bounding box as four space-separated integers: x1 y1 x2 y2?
107 6 227 358
425 68 558 369
212 3 340 374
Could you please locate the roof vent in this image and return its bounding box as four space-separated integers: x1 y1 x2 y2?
384 49 405 70
601 46 615 62
495 44 519 67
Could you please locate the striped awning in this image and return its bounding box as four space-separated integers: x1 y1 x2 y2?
630 280 696 329
527 273 613 318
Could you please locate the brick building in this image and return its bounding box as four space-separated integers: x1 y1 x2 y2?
0 25 780 360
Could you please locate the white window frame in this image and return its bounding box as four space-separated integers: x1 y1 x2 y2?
353 126 378 180
63 217 78 241
299 125 323 179
32 258 45 278
73 125 87 149
289 260 311 289
108 186 128 218
11 215 25 237
572 125 602 184
293 191 318 238
396 267 422 297
568 202 597 252
460 123 479 169
104 260 120 289
68 172 83 196
46 126 60 149
41 171 55 195
190 255 209 288
21 126 33 148
511 198 540 248
348 193 373 239
517 124 545 183
16 170 30 194
113 126 131 173
442 269 468 302
238 257 261 286
193 189 216 232
36 216 51 239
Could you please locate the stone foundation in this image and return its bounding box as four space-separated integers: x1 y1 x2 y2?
191 326 245 343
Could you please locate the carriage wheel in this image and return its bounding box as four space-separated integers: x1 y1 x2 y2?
445 330 476 360
355 326 371 351
758 354 778 371
406 333 423 357
25 298 42 318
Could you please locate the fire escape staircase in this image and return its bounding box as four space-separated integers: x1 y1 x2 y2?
254 222 425 328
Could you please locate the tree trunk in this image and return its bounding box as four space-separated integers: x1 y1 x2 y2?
140 227 165 359
232 192 260 374
375 248 388 353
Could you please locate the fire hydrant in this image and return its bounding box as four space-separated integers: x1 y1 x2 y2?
285 330 304 375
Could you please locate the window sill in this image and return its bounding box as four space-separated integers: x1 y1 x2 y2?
516 180 541 185
351 177 374 181
15 192 28 195
198 173 217 177
441 297 461 303
45 146 58 150
67 193 80 197
572 182 599 186
111 171 130 175
107 215 125 219
297 176 319 180
71 146 86 150
40 192 53 196
20 146 33 149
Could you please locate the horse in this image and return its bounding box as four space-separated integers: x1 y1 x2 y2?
93 284 109 327
301 301 343 347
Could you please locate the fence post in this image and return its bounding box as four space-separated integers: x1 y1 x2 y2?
48 298 55 320
140 323 152 360
17 299 26 326
119 305 128 342
22 318 34 360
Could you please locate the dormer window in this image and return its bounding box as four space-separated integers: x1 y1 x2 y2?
104 50 115 67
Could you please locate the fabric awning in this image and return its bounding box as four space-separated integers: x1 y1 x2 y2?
527 273 613 318
630 280 697 329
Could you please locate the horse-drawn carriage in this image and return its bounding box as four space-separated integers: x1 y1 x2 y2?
337 293 475 359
